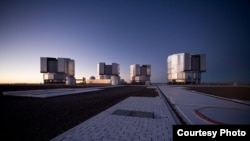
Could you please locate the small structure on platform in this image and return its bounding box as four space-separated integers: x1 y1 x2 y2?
86 76 110 85
40 57 76 85
86 79 111 85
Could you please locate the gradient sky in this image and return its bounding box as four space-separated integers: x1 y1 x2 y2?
0 0 249 83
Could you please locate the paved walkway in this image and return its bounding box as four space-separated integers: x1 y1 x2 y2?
51 96 176 141
158 86 250 125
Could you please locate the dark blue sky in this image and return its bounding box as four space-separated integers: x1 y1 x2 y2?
0 0 249 83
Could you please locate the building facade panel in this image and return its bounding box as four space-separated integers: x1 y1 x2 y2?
104 65 112 75
57 58 66 73
68 60 75 76
47 58 57 73
97 63 105 75
200 54 206 72
191 55 201 71
112 63 119 75
146 65 151 76
40 57 48 73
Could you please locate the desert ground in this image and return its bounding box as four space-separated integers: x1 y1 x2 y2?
185 85 250 100
1 84 249 141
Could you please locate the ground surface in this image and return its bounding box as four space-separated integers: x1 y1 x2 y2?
158 86 250 125
185 86 250 100
1 84 249 141
1 85 158 141
52 96 174 141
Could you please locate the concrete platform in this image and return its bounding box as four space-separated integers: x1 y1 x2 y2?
51 96 176 141
2 88 102 98
2 86 123 98
158 86 250 125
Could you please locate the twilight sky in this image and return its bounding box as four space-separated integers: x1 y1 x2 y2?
0 0 249 83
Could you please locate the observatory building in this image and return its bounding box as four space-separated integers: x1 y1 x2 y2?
97 62 120 79
88 62 121 85
40 57 76 85
130 64 151 84
167 53 206 84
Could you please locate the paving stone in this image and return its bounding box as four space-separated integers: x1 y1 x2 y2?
51 96 176 141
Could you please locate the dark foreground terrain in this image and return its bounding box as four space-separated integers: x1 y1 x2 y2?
1 85 158 141
1 84 249 141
